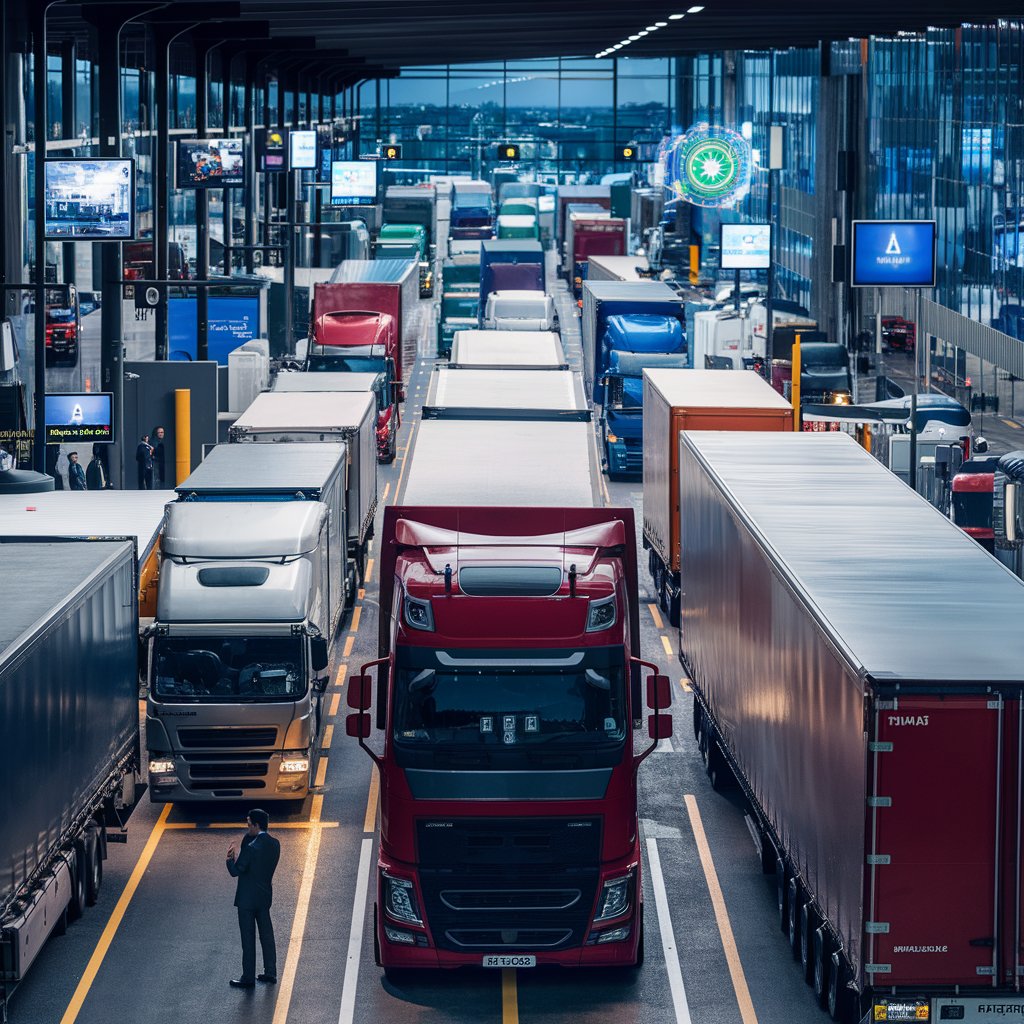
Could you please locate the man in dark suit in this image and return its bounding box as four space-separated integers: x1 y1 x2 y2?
226 808 280 988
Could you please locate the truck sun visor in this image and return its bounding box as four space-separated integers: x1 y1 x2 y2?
457 565 564 597
197 566 271 588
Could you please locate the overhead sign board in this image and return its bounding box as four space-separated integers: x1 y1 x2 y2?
44 159 135 241
618 144 638 162
497 143 520 160
289 129 318 170
177 138 245 188
43 393 113 445
720 223 771 270
258 128 288 172
330 160 378 205
382 143 402 161
851 220 937 288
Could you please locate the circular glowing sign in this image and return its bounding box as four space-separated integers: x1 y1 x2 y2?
664 123 752 208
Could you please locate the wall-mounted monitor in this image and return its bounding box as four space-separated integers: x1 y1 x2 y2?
851 220 937 288
290 129 318 170
43 393 113 445
257 128 288 172
720 223 771 270
330 160 378 206
44 159 135 241
317 124 333 183
177 138 245 188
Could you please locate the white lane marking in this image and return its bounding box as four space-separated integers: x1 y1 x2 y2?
647 837 694 1024
655 735 676 753
338 837 375 1024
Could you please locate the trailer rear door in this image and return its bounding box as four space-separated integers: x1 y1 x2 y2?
869 696 1001 987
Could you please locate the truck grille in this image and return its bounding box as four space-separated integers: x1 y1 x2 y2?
188 762 269 780
417 818 600 953
623 437 643 472
177 726 277 749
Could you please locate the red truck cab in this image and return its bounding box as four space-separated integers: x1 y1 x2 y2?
347 506 669 975
952 456 997 552
306 310 402 459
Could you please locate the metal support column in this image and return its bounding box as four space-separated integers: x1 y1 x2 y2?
60 39 77 289
244 55 258 273
31 3 50 473
221 48 235 277
195 39 215 361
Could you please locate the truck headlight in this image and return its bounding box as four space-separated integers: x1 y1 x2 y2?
606 432 619 444
404 595 435 632
594 872 632 922
280 754 310 774
596 925 632 943
586 595 617 632
383 872 423 926
148 758 175 775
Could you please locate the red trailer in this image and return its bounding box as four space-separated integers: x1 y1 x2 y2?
571 218 627 300
679 430 1024 1024
344 418 668 977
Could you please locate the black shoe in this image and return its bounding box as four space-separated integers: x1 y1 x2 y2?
257 974 277 984
229 978 256 989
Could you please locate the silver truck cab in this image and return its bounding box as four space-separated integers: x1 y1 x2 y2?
483 290 558 332
146 501 334 802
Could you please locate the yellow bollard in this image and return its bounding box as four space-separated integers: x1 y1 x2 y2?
174 388 191 485
863 423 872 454
792 333 801 432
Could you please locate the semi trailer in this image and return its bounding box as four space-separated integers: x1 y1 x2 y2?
448 330 567 370
423 368 589 421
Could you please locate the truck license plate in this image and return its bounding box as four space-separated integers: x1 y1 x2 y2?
482 955 536 968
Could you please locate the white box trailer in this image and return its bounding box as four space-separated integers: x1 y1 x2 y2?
449 330 567 370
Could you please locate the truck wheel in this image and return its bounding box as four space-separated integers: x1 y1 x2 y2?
775 859 788 933
812 927 829 1006
827 949 852 1022
69 841 87 921
85 827 103 906
706 739 732 792
800 902 816 981
668 589 681 629
691 698 702 740
787 878 801 956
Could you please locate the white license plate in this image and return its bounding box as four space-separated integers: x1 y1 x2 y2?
482 954 536 968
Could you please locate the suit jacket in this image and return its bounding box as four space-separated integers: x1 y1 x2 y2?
226 831 281 910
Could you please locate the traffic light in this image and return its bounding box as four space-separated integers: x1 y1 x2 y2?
382 143 402 160
619 144 638 161
498 143 520 161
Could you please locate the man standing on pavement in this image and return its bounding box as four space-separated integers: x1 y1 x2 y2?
151 425 167 488
67 451 87 490
135 434 154 490
226 808 280 989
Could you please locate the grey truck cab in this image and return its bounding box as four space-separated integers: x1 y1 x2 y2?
146 500 335 802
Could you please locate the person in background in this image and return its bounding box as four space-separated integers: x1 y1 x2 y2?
151 425 167 487
67 451 87 490
86 444 110 490
136 433 154 490
45 445 64 489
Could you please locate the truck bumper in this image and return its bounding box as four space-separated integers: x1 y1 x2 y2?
147 749 313 802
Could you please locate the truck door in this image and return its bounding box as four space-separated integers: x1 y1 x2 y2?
868 696 1002 987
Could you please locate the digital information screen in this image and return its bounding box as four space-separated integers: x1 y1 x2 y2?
330 160 378 205
177 138 245 188
720 223 771 269
851 220 937 287
44 159 135 241
43 393 113 445
259 128 288 172
290 130 318 170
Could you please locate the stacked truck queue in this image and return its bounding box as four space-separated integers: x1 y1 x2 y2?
5 170 1024 1024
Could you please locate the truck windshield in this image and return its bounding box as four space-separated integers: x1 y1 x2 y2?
392 647 627 764
307 353 385 375
153 636 305 702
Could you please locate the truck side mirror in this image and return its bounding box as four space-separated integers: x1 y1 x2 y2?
346 713 371 738
1007 483 1020 544
311 636 330 672
647 713 673 740
347 673 372 710
646 674 671 710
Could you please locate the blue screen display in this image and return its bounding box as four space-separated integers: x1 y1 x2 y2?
44 393 113 444
168 296 260 364
852 221 936 287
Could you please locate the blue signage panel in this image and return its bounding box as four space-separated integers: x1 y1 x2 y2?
168 296 260 364
851 220 936 288
44 392 113 445
720 223 771 270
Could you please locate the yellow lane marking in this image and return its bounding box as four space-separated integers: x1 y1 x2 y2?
364 558 375 585
661 634 673 659
382 481 391 502
502 968 519 1024
648 603 664 631
323 724 334 750
328 692 341 718
59 803 173 1024
333 661 348 688
163 821 339 830
684 794 759 1024
394 422 417 498
680 678 692 692
272 794 328 1024
314 755 329 789
358 588 365 601
1004 418 1021 430
350 606 362 632
343 635 355 658
363 765 380 834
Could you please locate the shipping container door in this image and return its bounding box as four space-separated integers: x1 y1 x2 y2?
869 696 1001 987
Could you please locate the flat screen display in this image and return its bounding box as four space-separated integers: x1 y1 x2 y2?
851 220 937 287
258 128 288 172
44 393 113 445
331 160 378 206
44 159 135 241
290 130 318 170
317 125 333 183
720 223 771 269
177 138 245 188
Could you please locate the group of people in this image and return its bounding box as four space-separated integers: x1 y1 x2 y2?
48 425 168 491
66 445 110 490
135 426 167 489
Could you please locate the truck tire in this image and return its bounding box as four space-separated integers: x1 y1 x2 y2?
775 859 788 933
69 841 87 921
800 901 817 982
827 949 852 1022
812 926 829 1006
692 698 702 740
706 739 732 792
787 877 801 956
85 827 103 906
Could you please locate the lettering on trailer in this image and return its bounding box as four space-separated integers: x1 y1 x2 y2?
894 944 949 953
976 1006 1024 1016
888 715 930 727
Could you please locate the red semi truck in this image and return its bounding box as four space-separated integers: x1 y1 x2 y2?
345 420 669 975
679 430 1024 1024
